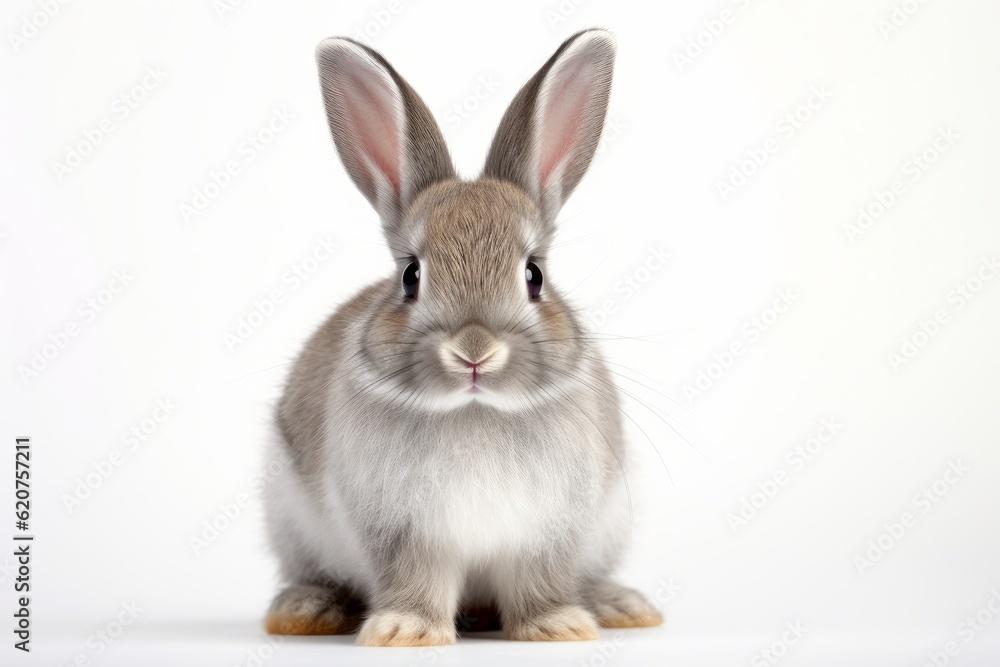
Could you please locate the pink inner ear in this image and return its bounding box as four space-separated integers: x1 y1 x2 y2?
538 56 592 190
341 69 402 195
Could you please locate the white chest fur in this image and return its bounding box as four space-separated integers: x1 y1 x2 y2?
326 402 607 563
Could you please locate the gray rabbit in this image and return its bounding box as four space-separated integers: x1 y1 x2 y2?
263 28 661 646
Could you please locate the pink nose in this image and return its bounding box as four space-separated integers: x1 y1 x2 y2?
461 360 480 370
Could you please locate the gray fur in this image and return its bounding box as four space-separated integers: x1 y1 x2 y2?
264 29 660 645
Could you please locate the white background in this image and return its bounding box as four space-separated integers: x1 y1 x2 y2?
2 0 1000 665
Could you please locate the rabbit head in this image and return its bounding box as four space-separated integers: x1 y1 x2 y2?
315 29 616 412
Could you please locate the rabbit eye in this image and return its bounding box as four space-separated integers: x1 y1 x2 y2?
402 260 420 299
525 261 543 301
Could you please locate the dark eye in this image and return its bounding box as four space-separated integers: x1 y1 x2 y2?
525 261 543 301
402 260 420 299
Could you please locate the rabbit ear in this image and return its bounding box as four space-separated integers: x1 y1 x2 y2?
483 29 616 226
316 38 455 231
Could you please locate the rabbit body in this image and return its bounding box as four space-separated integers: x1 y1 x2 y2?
263 30 662 645
266 287 628 596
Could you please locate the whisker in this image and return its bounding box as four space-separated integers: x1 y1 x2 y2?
525 371 635 556
541 365 678 495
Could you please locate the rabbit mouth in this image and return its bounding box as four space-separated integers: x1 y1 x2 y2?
465 372 486 395
455 372 501 402
437 328 511 400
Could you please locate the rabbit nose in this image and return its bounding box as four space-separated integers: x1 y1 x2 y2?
439 324 509 374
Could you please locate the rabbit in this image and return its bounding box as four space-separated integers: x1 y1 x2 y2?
262 28 662 647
